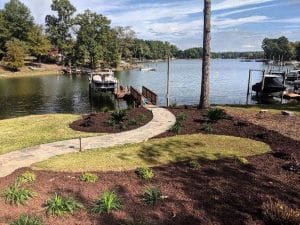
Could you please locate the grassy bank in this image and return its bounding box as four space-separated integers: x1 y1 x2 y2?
0 69 60 78
221 103 300 115
0 114 98 155
33 134 271 172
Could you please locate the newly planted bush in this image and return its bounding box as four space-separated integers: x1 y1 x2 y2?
16 171 36 185
80 172 98 183
92 190 122 213
262 201 300 225
128 119 138 126
201 123 213 133
135 167 154 180
187 160 201 169
136 115 146 123
10 214 44 225
170 112 187 134
207 108 226 122
2 183 35 205
143 187 162 206
46 194 83 216
110 110 128 125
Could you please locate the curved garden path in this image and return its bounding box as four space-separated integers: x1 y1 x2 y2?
0 106 176 177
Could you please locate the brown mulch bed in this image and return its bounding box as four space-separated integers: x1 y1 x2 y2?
0 107 299 225
70 107 153 133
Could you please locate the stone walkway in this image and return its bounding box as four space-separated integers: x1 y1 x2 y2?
0 106 176 177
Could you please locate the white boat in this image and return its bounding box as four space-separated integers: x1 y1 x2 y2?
89 69 118 93
140 67 156 72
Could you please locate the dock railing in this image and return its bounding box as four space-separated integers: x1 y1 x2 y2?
142 86 158 105
130 86 143 106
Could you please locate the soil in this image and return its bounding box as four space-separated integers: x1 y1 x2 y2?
70 107 153 133
0 106 299 225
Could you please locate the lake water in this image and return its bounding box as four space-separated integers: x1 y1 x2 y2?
0 59 265 119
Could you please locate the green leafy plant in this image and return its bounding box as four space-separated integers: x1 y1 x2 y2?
80 172 98 183
201 123 213 133
135 167 154 180
187 160 201 169
170 112 187 134
46 194 83 216
110 110 128 125
207 108 226 122
2 183 35 205
16 171 36 185
142 187 162 206
169 101 177 108
262 201 300 225
92 190 122 213
128 119 138 126
10 214 44 225
136 115 146 123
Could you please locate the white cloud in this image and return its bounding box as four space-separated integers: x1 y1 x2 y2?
213 0 274 11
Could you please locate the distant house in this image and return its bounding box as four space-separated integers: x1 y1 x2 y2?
48 48 63 62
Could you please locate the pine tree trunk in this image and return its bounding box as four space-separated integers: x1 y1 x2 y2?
199 0 211 109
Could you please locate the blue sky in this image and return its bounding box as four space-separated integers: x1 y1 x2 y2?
1 0 300 51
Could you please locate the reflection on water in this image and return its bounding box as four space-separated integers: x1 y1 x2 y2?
0 59 288 119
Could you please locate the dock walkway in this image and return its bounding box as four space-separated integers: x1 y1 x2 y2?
0 106 176 177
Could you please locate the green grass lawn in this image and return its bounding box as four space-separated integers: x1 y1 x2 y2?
0 114 97 155
33 134 271 172
221 103 300 115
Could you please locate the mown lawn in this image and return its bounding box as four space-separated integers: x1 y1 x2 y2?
0 114 97 155
33 134 271 172
221 103 300 115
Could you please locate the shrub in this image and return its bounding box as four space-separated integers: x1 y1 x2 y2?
143 187 162 206
187 160 201 169
92 190 122 213
16 172 36 185
136 115 146 123
10 214 44 225
135 167 154 180
110 110 128 125
46 194 83 216
262 201 300 225
170 112 187 134
80 172 98 183
207 108 226 122
201 123 213 133
128 119 138 126
2 184 35 205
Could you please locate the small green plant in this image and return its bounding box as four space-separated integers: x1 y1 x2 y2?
170 112 187 134
2 183 35 205
187 160 201 169
143 187 162 206
136 115 146 123
207 108 226 122
46 194 83 216
92 190 122 213
262 201 300 225
128 119 138 126
10 214 44 225
16 171 36 185
169 101 177 108
80 172 98 183
135 167 154 180
110 110 128 125
201 123 213 133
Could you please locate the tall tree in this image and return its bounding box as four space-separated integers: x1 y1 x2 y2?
45 0 76 55
27 25 51 62
1 0 34 41
3 38 27 71
75 10 116 69
199 0 211 109
114 26 136 59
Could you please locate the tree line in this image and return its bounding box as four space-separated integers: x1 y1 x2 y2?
262 36 300 61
